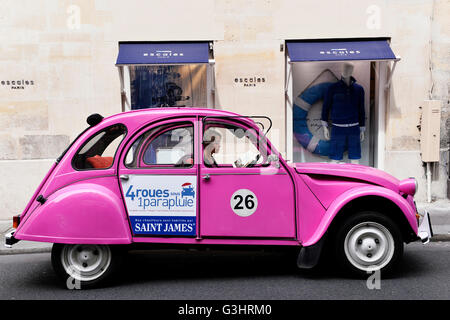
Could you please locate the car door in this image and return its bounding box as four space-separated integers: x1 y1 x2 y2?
118 118 199 237
199 118 296 238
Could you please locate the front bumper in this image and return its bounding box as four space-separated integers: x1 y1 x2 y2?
417 210 433 244
4 229 19 248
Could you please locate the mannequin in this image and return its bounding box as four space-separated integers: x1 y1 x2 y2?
321 62 365 164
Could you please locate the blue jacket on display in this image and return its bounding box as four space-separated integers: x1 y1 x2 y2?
321 76 365 127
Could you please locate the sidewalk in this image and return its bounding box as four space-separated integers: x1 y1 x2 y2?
1 200 449 255
416 199 450 240
0 221 51 255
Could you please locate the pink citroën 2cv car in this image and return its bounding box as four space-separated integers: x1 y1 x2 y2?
5 108 432 288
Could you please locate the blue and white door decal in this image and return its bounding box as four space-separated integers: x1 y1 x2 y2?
123 175 197 236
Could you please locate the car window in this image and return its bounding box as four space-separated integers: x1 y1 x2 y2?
203 121 268 168
72 124 127 170
125 122 194 168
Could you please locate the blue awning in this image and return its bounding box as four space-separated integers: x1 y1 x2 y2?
287 40 397 62
116 42 210 65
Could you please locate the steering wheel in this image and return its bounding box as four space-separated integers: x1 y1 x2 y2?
244 154 261 168
174 154 193 167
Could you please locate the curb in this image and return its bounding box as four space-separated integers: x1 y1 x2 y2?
0 247 51 255
430 234 450 242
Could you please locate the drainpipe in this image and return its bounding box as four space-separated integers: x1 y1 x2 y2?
448 142 450 199
426 162 432 203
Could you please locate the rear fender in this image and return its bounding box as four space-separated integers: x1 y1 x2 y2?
14 178 132 244
301 185 418 247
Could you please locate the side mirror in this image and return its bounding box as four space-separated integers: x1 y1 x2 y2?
87 113 103 126
267 154 280 169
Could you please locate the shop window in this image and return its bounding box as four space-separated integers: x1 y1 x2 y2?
129 65 206 109
72 124 126 170
116 42 214 110
285 39 399 168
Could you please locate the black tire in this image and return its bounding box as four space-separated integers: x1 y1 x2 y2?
51 243 125 289
332 212 403 278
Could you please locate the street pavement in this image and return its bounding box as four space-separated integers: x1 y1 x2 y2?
0 200 448 300
0 242 448 300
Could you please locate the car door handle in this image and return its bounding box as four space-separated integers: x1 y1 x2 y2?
202 174 210 181
119 174 129 181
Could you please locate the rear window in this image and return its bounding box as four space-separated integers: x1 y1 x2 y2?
72 124 127 170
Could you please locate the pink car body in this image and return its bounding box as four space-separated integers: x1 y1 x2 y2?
9 108 426 270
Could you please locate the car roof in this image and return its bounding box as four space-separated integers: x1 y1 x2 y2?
104 107 244 122
97 107 262 133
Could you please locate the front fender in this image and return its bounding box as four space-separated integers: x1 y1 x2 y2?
14 178 132 244
302 185 418 247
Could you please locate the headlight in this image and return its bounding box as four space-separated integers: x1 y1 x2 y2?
399 178 417 196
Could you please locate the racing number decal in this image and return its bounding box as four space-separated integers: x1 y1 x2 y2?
230 189 258 217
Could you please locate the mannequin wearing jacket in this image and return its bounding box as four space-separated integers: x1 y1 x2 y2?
321 62 365 164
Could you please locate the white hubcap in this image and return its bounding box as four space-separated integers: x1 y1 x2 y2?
344 222 395 272
61 244 111 282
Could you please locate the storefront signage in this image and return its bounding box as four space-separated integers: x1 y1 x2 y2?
234 76 266 87
116 42 209 65
319 49 361 56
143 50 184 59
1 80 35 90
287 40 396 62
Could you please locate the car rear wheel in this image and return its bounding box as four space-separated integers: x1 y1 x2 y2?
333 212 403 277
52 243 123 289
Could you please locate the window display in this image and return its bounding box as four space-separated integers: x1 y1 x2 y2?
286 39 400 168
116 42 214 111
321 62 365 164
129 65 207 109
292 71 336 157
291 61 371 165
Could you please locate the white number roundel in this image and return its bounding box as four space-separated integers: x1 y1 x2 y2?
230 189 258 217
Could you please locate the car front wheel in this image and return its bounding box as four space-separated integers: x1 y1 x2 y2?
333 212 403 277
52 243 123 289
